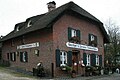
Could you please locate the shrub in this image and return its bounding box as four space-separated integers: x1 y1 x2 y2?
60 65 72 71
85 66 93 72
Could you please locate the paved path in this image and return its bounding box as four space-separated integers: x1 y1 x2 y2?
0 68 38 80
0 67 120 80
54 73 120 80
91 73 120 80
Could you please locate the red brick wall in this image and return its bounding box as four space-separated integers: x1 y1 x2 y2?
53 14 104 76
2 28 54 75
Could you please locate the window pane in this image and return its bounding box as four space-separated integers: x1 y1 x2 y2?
60 51 67 66
91 35 94 41
23 52 26 62
71 29 76 37
87 54 90 66
89 34 97 47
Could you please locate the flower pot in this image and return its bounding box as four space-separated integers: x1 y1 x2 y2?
71 70 76 78
71 73 76 78
61 67 66 71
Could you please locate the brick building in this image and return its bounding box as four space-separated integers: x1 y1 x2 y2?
1 1 109 77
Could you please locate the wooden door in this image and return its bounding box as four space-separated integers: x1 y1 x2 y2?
72 52 78 73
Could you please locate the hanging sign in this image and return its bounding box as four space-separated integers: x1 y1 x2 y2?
17 42 39 49
66 42 98 51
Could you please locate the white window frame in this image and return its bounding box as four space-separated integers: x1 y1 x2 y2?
71 29 76 37
86 54 91 66
60 51 67 66
96 55 99 66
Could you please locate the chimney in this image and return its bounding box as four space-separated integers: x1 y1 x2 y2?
47 1 56 12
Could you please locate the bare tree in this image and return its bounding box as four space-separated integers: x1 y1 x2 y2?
104 19 120 66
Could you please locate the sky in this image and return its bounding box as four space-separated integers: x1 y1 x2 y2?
0 0 120 36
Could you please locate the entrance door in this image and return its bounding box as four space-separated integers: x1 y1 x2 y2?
72 51 79 73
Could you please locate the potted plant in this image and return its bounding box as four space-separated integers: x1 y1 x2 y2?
70 36 80 43
85 66 93 76
60 66 66 71
66 65 72 71
60 65 72 71
85 66 93 72
71 70 76 78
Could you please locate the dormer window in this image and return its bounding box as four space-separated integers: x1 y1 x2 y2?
16 26 19 31
27 20 32 27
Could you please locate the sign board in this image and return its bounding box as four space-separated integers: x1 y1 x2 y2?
66 42 98 51
17 42 39 49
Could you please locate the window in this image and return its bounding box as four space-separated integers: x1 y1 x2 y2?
96 55 99 66
16 26 19 31
71 29 77 37
89 34 97 47
20 52 28 62
34 49 39 56
10 52 16 61
56 49 72 67
86 54 91 66
68 27 80 42
27 20 32 27
60 51 67 66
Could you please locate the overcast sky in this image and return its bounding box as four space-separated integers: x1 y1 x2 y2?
0 0 120 36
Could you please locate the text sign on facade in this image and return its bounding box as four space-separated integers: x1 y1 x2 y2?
66 42 98 51
17 42 39 49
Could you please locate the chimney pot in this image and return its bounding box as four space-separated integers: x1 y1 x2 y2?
47 1 56 12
